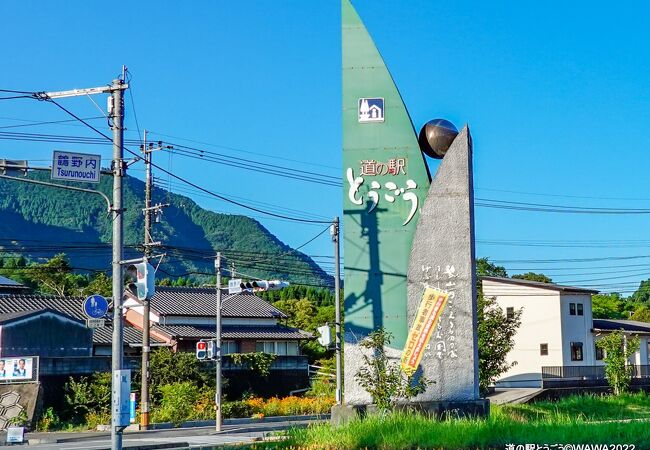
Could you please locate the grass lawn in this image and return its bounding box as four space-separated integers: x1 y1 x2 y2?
502 392 650 421
275 393 650 449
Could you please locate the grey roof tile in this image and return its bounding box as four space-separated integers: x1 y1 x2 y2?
92 325 167 346
155 324 311 340
0 294 87 320
144 287 287 319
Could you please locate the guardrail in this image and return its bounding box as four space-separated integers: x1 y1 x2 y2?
541 365 650 388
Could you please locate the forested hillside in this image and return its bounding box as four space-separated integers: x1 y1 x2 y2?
0 170 332 287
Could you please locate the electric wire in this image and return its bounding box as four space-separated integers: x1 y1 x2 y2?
38 95 333 224
147 129 340 171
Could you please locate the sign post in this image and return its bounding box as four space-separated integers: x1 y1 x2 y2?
83 294 109 319
51 151 101 183
228 279 242 294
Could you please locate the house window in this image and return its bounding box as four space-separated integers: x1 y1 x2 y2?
571 342 583 361
577 303 584 316
255 341 300 355
256 341 276 354
276 341 288 355
221 341 237 355
569 303 576 315
595 344 605 361
506 307 514 320
540 343 548 356
287 341 299 356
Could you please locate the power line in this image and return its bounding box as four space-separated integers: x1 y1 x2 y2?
0 116 105 130
166 145 341 187
476 198 650 214
494 255 650 264
147 129 340 172
38 95 333 224
476 187 650 202
156 179 330 222
124 69 142 147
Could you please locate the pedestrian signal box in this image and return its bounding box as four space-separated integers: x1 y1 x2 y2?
196 340 208 360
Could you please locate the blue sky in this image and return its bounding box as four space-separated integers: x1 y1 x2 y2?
1 1 649 294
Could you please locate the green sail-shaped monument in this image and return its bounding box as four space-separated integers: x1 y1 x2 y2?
340 0 488 415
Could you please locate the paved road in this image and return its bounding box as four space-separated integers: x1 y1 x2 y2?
23 418 319 449
487 388 544 405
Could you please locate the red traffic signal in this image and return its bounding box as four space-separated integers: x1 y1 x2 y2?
196 340 208 360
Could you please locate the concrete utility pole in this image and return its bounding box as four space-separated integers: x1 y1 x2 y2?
140 130 152 430
110 76 126 450
22 69 129 450
332 217 342 404
140 131 167 429
215 253 223 432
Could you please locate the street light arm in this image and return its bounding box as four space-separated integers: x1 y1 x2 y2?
0 174 112 212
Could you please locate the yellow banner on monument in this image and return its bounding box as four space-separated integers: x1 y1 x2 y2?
401 287 449 375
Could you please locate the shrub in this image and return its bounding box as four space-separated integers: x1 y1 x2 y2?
148 348 212 404
597 330 641 395
85 411 111 429
229 352 276 377
151 382 200 426
241 396 334 417
194 387 217 420
221 401 253 419
64 372 111 422
355 328 429 411
36 407 60 431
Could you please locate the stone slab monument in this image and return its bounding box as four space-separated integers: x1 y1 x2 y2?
336 0 489 419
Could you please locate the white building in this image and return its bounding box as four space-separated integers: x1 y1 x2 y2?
482 276 650 388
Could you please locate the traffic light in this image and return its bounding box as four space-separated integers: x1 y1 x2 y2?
196 340 208 360
317 325 332 346
207 340 217 359
126 261 156 301
239 280 290 292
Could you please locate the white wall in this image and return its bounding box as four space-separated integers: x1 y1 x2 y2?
560 293 594 366
483 280 563 387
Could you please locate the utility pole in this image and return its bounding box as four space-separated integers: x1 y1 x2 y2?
332 217 342 405
140 131 166 430
25 69 129 450
215 253 223 432
140 130 152 430
110 75 126 450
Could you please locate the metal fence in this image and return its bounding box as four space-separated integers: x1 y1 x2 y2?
542 365 650 380
39 356 140 376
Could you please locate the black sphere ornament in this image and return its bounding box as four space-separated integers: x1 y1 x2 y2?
418 119 459 159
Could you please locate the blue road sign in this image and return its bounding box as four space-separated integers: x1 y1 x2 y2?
83 294 109 319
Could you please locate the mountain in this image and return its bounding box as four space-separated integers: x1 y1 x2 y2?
0 170 332 287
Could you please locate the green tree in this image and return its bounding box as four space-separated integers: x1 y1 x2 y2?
632 279 650 303
354 328 429 412
80 272 112 297
512 272 553 283
477 294 522 393
596 330 640 395
476 257 522 392
630 305 650 323
477 257 507 278
592 293 626 319
31 253 83 296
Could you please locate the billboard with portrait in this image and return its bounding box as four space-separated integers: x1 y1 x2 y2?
0 357 37 383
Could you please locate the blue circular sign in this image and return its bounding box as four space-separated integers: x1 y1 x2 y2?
83 294 109 319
